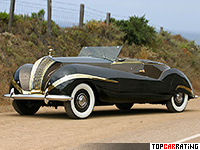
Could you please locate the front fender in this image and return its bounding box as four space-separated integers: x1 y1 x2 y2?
48 64 119 97
10 63 33 94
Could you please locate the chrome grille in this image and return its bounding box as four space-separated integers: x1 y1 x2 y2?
31 57 55 91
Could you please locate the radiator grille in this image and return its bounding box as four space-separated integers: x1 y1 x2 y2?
31 57 55 91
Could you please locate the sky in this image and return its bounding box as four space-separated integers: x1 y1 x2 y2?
0 0 200 44
73 0 200 33
60 0 200 45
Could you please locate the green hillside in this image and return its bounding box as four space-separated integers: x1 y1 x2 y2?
0 11 200 105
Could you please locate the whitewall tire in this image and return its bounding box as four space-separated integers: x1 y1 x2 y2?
64 83 95 119
166 92 188 112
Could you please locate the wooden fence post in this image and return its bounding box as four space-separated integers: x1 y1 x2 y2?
160 26 163 33
8 0 15 30
47 0 52 36
79 4 84 28
106 12 110 26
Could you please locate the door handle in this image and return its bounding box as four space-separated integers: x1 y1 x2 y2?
139 69 145 73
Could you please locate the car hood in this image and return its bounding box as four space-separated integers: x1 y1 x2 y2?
53 56 112 64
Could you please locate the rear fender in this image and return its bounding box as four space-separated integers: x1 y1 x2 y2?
161 68 193 98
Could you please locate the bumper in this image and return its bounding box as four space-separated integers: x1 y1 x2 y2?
3 88 72 102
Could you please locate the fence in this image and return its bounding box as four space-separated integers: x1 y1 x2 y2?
1 0 199 46
1 0 180 37
0 0 130 35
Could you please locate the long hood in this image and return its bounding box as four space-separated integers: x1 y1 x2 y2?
53 56 112 64
18 56 111 94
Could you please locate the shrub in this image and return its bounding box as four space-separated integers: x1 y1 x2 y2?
110 15 156 46
0 12 9 23
31 9 45 20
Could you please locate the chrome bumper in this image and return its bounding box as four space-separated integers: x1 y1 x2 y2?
3 88 72 102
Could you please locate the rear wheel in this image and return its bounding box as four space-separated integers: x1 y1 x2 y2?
115 103 134 111
166 92 188 112
12 100 41 115
64 83 95 119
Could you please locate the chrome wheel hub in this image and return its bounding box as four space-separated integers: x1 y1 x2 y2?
76 93 88 108
174 93 184 106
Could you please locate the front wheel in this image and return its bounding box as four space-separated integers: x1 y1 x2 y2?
64 83 95 119
12 100 41 115
166 92 188 112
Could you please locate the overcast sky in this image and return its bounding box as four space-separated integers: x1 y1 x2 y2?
1 0 200 44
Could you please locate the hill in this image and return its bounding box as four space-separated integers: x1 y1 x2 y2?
0 11 200 105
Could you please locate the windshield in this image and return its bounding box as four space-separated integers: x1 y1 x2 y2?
78 46 123 61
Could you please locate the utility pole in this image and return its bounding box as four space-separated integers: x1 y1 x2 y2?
79 4 84 28
47 0 52 36
8 0 15 30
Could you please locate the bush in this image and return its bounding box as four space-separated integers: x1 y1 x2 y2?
110 15 156 46
0 12 9 23
31 9 45 20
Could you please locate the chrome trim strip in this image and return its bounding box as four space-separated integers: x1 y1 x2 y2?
48 74 118 92
112 60 142 64
12 78 23 94
10 74 118 99
176 85 193 95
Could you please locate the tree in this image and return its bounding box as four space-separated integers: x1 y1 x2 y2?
111 15 156 46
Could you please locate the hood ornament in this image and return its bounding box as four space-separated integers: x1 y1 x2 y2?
49 48 53 57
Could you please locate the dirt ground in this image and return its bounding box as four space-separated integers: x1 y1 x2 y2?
0 98 200 150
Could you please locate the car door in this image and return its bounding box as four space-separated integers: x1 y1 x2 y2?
111 62 148 96
111 62 171 102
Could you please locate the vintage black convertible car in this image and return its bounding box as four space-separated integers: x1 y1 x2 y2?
4 46 197 118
